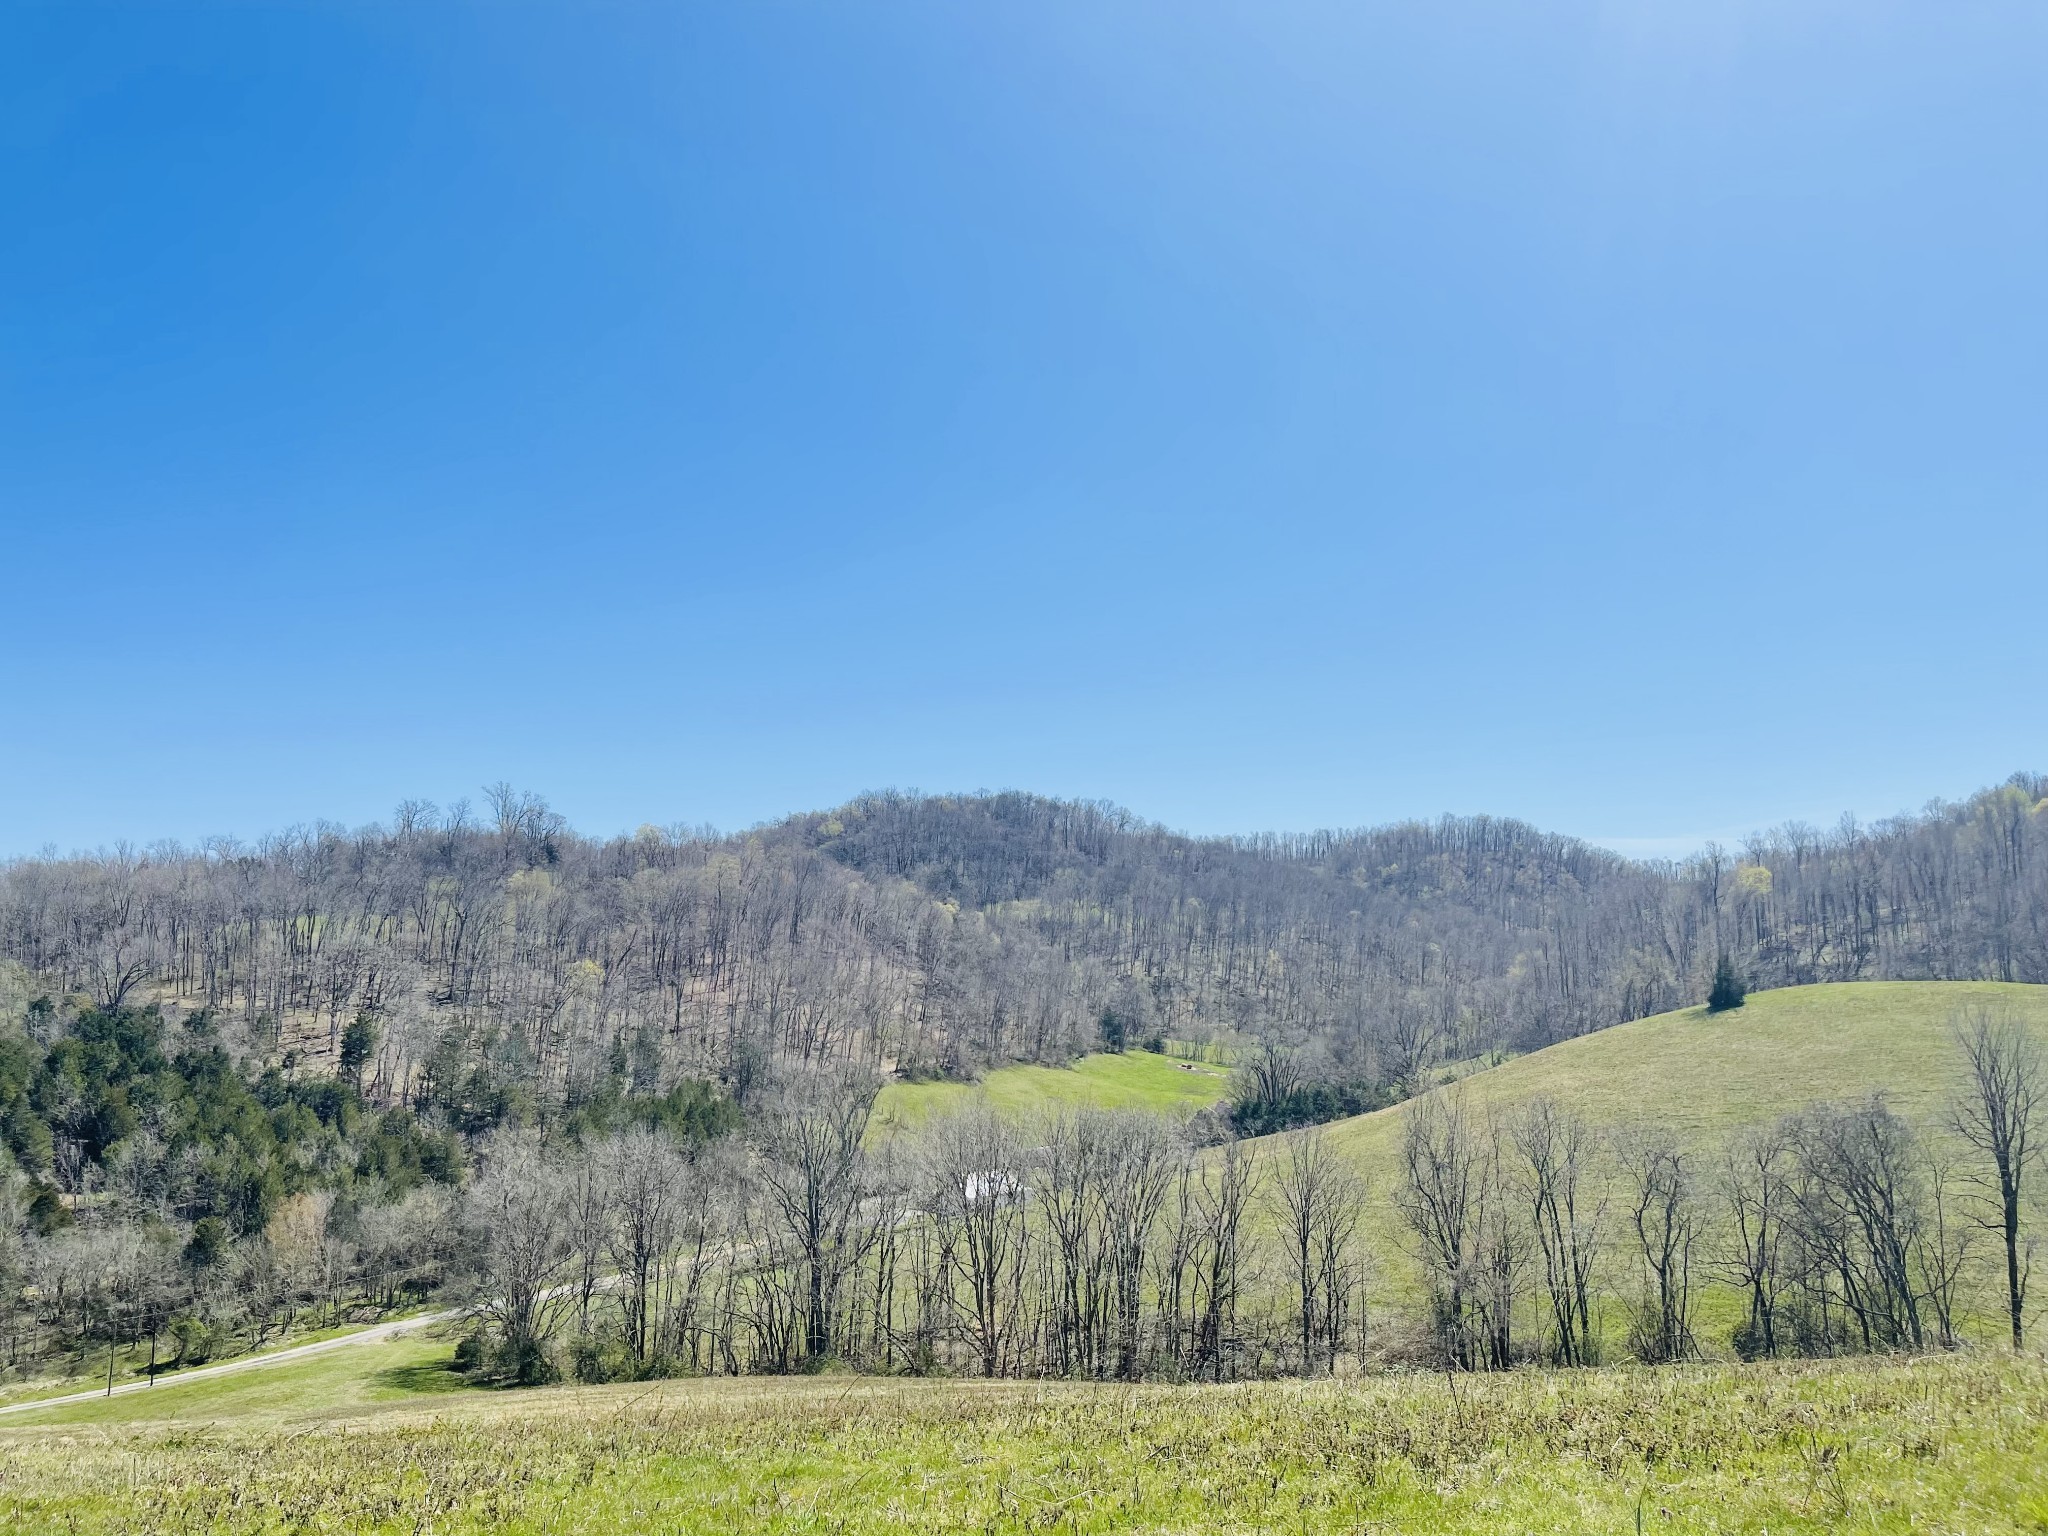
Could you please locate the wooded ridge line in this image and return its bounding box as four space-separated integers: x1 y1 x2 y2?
4 776 2042 1106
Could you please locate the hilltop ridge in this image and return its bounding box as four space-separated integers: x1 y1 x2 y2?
3 778 2041 1120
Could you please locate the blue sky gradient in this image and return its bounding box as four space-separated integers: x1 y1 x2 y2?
3 2 2044 855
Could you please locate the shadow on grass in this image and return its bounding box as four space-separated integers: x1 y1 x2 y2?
374 1357 487 1398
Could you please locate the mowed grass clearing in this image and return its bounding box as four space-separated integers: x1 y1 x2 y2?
0 1312 444 1412
0 1329 477 1430
2 1345 2044 1534
874 1049 1230 1134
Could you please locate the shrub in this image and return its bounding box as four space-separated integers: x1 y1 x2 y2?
26 1184 71 1235
491 1335 559 1386
1731 1318 1770 1362
569 1333 634 1385
452 1331 487 1374
1227 1079 1395 1137
634 1352 683 1382
167 1315 213 1367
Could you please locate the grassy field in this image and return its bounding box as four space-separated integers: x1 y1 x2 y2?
1318 979 2048 1176
2 1340 2044 1533
0 1329 475 1429
875 985 2048 1347
1254 981 2048 1350
0 1311 446 1411
873 1048 1231 1134
872 984 2043 1151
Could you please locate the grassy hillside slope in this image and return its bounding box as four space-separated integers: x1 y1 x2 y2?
874 1049 1230 1134
876 983 2042 1152
1 1331 469 1429
1320 981 2048 1174
1287 981 2048 1348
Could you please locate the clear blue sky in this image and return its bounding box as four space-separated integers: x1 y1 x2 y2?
3 2 2044 857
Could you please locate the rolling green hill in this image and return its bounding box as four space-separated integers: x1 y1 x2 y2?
1317 981 2048 1174
874 1049 1231 1135
873 983 2046 1169
1279 981 2048 1348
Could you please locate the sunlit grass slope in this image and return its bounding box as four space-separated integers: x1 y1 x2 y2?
0 1323 360 1411
1321 981 2048 1174
3 1331 473 1430
1282 982 2048 1347
3 1351 2043 1533
874 1049 1230 1135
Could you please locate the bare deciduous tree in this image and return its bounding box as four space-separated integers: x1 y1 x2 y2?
1619 1130 1700 1363
919 1105 1031 1377
1188 1136 1264 1381
1272 1128 1362 1375
463 1131 572 1382
1915 1139 1972 1349
1512 1098 1604 1366
1785 1099 1926 1353
604 1129 690 1366
1037 1108 1111 1376
1396 1090 1487 1370
1100 1111 1182 1381
750 1062 881 1365
1950 1006 2041 1349
560 1142 614 1336
1719 1123 1793 1359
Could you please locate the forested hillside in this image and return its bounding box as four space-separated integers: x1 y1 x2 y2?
3 776 2044 1119
0 776 2042 1391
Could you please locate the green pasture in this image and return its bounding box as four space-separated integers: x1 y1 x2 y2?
1320 980 2048 1170
0 1329 472 1430
1247 981 2048 1351
874 1048 1231 1135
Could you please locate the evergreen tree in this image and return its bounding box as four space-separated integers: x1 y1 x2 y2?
339 1012 380 1088
1707 953 1746 1013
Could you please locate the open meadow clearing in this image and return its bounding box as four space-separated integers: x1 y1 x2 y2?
873 1049 1232 1134
2 1343 2045 1534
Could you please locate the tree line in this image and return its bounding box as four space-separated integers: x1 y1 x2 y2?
457 1004 2039 1386
0 997 2034 1388
1393 1011 2039 1374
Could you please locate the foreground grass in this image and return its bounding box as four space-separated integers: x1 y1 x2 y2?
875 1049 1231 1134
2 1350 2043 1533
